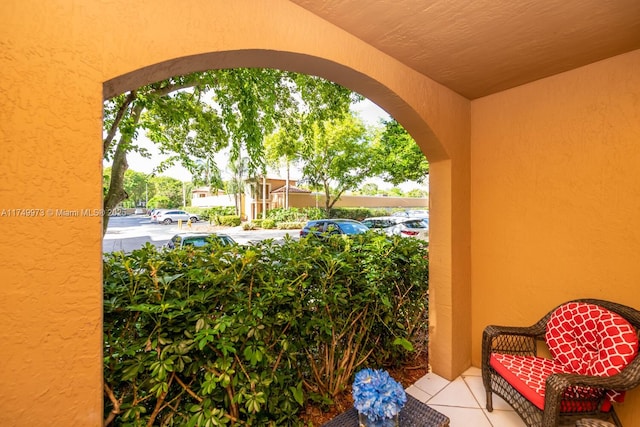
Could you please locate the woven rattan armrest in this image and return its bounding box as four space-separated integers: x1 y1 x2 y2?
482 320 548 368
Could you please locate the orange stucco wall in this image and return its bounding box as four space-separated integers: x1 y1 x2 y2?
1 0 470 424
471 49 640 423
9 0 637 424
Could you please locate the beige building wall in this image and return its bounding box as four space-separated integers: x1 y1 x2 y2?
471 49 640 422
273 193 429 211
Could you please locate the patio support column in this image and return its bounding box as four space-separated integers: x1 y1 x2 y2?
427 153 471 380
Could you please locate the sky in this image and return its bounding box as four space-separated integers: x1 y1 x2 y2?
121 98 391 181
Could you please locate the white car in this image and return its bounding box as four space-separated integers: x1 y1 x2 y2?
155 209 200 225
391 209 429 219
361 216 428 237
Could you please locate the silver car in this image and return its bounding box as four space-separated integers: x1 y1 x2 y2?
155 209 200 225
361 216 428 237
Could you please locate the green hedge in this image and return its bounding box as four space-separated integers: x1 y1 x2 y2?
103 234 429 426
186 206 236 221
328 207 392 221
210 215 241 226
277 221 304 230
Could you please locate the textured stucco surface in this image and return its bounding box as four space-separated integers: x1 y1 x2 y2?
470 49 640 423
291 0 640 99
3 0 638 424
0 0 470 424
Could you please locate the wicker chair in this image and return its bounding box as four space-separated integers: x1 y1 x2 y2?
482 299 640 427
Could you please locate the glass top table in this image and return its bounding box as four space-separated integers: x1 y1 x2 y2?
321 395 450 427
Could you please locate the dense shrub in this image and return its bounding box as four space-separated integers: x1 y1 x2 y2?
277 221 304 230
266 207 305 222
261 219 276 229
211 215 241 226
187 206 236 221
242 222 257 230
328 207 392 220
103 234 429 426
301 207 324 220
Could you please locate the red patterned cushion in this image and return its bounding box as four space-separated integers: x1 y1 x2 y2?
545 302 638 376
491 354 566 409
490 354 609 411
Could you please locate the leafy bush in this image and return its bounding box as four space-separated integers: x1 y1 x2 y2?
266 208 304 222
103 234 429 426
242 222 257 230
147 195 171 209
261 219 276 229
186 207 236 221
211 215 241 226
328 208 391 220
277 222 304 230
301 207 324 220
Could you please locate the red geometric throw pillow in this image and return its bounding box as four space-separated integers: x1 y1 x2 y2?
545 302 638 377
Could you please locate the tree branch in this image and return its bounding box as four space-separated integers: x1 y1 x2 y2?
104 91 137 155
174 374 202 403
103 383 122 427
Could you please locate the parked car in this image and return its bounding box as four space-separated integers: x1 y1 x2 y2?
155 210 200 225
362 216 428 237
149 209 167 222
361 216 401 230
391 209 429 219
299 219 369 238
164 232 236 249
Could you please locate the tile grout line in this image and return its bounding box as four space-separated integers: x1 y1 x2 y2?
462 375 496 426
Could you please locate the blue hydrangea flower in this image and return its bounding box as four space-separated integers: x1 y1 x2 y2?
352 368 407 422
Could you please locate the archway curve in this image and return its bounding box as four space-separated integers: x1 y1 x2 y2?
104 49 449 163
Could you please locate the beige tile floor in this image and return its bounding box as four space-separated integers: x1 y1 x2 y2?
406 366 528 427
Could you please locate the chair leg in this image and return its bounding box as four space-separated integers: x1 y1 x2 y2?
610 408 622 427
486 391 493 412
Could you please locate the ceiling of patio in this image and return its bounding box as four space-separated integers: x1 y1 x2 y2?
290 0 640 99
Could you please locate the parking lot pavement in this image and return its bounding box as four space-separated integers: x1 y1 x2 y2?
102 216 299 253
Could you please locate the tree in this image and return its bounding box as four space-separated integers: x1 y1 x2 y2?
148 176 184 208
146 195 171 209
359 183 380 196
103 69 295 233
103 69 358 234
298 114 373 215
385 187 404 197
372 119 429 185
406 188 428 198
264 75 359 209
264 124 301 208
123 170 149 208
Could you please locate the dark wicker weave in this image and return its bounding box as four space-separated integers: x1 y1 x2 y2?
575 419 616 427
482 299 640 427
321 395 450 427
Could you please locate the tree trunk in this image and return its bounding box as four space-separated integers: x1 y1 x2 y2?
324 181 332 217
103 141 129 235
285 163 290 209
103 103 142 235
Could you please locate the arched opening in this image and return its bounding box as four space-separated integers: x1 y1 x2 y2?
103 49 464 381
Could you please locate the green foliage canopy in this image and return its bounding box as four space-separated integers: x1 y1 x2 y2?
372 119 429 185
103 233 429 426
298 113 373 214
